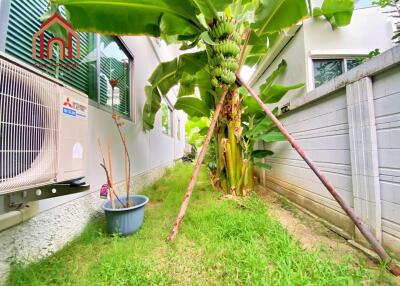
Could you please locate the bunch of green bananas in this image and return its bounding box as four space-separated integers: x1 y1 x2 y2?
207 19 241 87
209 20 235 40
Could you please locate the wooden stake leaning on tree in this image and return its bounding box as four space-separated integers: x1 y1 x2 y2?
236 75 400 276
168 29 251 241
167 90 228 242
123 134 130 206
107 135 116 209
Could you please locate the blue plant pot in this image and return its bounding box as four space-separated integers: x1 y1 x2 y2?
102 195 149 235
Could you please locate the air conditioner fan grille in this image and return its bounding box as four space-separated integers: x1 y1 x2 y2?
0 58 59 193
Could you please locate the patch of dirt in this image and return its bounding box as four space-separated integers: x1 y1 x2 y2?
257 186 400 285
156 186 167 192
147 201 161 209
167 241 210 286
259 187 345 252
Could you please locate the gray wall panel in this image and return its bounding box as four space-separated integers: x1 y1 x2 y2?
256 46 400 253
373 66 400 251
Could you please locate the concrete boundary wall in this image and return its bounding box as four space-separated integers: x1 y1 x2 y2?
259 45 400 254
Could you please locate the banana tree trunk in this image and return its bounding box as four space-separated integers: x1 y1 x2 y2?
237 75 400 276
243 162 254 195
225 140 236 190
214 90 244 195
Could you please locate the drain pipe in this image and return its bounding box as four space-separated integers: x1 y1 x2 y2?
0 202 39 232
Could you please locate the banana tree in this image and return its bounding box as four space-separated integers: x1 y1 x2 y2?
51 0 351 197
50 0 400 274
51 0 351 209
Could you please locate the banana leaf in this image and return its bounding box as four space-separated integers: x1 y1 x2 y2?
53 0 205 38
313 0 354 28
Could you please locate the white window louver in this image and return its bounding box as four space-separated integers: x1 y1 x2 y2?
0 58 59 194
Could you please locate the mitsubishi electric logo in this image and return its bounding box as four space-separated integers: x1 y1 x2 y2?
63 96 87 119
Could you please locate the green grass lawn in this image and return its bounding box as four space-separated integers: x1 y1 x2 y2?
7 163 395 285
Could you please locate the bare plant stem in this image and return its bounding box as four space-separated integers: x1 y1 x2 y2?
237 75 400 276
98 138 125 208
167 90 228 242
110 84 132 207
113 116 132 206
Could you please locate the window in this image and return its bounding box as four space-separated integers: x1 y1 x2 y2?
154 39 165 48
177 119 181 141
346 59 361 71
355 0 374 9
98 35 132 116
3 0 132 117
161 100 173 136
313 59 343 88
313 58 362 88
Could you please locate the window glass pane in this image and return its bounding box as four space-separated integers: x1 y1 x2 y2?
99 35 131 116
169 106 173 137
355 0 374 9
161 103 169 135
161 101 173 136
177 119 181 140
86 34 98 101
313 59 344 88
346 59 362 71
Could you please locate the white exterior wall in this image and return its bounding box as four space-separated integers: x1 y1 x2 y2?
253 6 394 103
253 28 307 108
0 36 186 269
38 36 186 211
303 6 394 92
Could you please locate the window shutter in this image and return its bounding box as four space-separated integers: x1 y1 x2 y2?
5 0 90 94
4 0 131 117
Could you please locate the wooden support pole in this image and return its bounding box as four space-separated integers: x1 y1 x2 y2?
98 138 126 208
123 134 130 206
107 135 116 209
237 75 400 276
167 90 228 242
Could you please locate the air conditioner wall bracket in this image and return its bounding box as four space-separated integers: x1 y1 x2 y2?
3 183 90 211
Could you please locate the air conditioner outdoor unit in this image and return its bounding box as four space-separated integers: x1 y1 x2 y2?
0 53 88 196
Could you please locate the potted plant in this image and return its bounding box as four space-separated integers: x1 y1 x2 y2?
98 77 149 236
